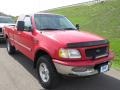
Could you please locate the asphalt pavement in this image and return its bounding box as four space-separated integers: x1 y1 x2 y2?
0 43 120 90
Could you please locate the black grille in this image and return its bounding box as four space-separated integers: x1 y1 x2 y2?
0 28 2 33
85 47 108 60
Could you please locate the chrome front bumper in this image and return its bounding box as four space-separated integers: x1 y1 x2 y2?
54 61 112 76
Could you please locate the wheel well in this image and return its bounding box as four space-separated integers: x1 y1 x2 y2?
34 50 52 68
5 34 8 39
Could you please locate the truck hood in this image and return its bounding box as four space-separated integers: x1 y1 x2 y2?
42 30 105 45
0 23 15 28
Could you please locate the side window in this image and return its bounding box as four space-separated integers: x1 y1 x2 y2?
24 16 32 31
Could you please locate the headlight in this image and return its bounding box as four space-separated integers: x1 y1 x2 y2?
59 48 81 58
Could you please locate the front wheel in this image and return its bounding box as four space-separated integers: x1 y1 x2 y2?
6 39 16 54
37 55 60 89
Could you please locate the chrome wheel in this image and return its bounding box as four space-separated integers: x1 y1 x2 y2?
37 55 60 89
39 63 49 82
6 39 15 54
7 40 10 52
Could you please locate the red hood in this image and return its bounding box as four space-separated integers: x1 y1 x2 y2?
42 30 105 45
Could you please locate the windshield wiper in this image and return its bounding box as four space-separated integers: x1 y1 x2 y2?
40 28 59 30
62 28 77 30
40 28 77 30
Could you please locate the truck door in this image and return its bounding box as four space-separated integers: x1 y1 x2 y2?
14 16 34 59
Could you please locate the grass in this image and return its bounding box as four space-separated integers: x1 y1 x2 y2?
48 0 120 69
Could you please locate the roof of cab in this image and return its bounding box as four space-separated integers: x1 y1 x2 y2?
20 13 64 17
17 13 64 21
33 13 64 17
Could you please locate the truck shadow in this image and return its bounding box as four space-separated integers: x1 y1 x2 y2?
0 43 6 48
6 48 120 90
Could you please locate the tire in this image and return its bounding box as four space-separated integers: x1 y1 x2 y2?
37 55 60 89
6 39 16 54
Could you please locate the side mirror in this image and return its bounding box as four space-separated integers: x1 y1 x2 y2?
17 21 24 31
76 24 80 30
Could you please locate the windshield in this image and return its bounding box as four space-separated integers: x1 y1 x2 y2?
34 14 76 30
0 17 15 23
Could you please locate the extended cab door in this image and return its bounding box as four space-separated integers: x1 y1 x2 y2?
14 16 34 59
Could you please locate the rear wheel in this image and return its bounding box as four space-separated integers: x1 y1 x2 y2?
37 55 60 89
6 39 16 54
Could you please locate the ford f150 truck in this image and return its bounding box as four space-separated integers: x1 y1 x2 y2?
0 16 15 40
4 13 114 89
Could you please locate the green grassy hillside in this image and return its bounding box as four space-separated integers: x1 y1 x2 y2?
48 0 120 69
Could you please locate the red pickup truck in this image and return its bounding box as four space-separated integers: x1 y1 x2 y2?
4 13 114 89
